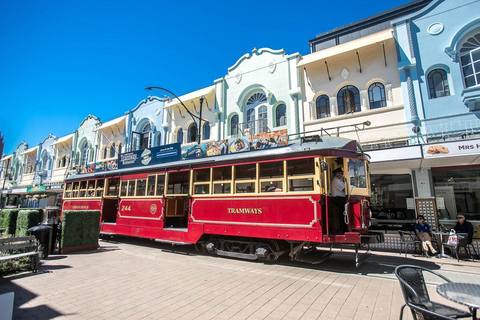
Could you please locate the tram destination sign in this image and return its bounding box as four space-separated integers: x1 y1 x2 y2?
118 143 181 169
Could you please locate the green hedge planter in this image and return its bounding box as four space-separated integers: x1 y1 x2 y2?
0 209 19 235
60 210 100 254
15 210 40 237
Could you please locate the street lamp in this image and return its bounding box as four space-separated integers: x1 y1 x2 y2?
145 87 204 145
0 165 10 208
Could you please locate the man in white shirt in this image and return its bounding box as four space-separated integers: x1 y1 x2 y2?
330 167 346 234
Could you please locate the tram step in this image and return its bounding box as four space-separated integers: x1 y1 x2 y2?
295 250 333 264
216 249 258 260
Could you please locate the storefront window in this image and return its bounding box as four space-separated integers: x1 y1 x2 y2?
433 167 480 222
370 174 415 233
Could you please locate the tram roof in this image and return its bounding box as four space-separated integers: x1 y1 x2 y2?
65 136 365 181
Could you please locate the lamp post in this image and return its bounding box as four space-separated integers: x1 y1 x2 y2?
0 165 10 209
145 87 204 145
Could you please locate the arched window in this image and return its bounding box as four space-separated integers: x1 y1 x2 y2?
245 92 268 135
315 95 330 119
231 115 239 136
460 32 480 88
141 122 152 149
427 69 450 99
275 104 286 127
41 153 48 170
156 133 161 146
109 144 116 158
61 156 66 168
103 147 107 160
337 86 360 115
117 143 122 155
202 122 210 140
176 129 183 144
188 123 197 143
81 144 90 166
368 82 387 108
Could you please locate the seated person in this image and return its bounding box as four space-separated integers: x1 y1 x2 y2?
414 215 437 255
454 214 474 244
266 182 282 192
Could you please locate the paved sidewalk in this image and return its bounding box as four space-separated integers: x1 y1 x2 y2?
0 237 478 320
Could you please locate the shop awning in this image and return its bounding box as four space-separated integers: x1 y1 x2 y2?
164 85 215 109
21 146 39 155
298 29 393 67
1 154 12 162
51 134 73 146
94 116 126 132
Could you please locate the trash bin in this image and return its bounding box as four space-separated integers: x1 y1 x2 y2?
28 225 53 258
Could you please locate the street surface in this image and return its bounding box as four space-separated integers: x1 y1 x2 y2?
1 236 478 319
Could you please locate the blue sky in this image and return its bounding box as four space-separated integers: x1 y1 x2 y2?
0 0 411 155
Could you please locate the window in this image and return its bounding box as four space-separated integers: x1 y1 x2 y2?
109 144 116 158
103 147 107 160
156 174 165 195
275 104 286 127
245 92 268 135
167 171 189 194
368 82 387 108
460 33 480 88
187 123 198 143
147 175 156 196
176 129 183 144
141 123 152 149
106 178 119 196
202 122 210 140
427 69 450 98
136 179 146 197
96 179 104 197
315 95 330 119
118 143 122 155
235 163 256 193
337 86 360 115
213 166 232 194
230 115 239 136
259 161 284 193
156 133 161 146
193 168 210 195
80 143 90 165
287 158 315 192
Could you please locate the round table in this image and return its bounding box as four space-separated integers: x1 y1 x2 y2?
437 283 480 319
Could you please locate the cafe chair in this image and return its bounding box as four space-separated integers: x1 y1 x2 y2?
395 265 472 320
442 233 477 262
398 231 422 257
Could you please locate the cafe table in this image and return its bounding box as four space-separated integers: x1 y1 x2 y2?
437 282 480 319
433 231 452 258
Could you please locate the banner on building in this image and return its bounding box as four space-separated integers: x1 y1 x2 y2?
423 138 480 158
95 159 118 172
118 143 181 169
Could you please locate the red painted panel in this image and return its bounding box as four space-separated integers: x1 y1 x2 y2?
62 199 102 211
116 198 163 229
191 195 319 228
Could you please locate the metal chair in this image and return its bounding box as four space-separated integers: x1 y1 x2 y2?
398 230 422 257
442 233 477 262
395 265 472 320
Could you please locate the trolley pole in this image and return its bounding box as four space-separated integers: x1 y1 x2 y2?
198 97 204 144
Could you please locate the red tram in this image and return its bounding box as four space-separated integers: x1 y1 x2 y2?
62 136 383 266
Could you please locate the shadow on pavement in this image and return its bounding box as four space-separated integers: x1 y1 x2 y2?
0 281 65 319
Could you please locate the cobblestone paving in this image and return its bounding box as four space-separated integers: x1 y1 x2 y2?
0 237 477 319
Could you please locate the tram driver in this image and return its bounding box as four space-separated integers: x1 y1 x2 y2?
330 167 346 234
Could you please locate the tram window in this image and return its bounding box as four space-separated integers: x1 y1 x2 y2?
213 182 231 194
106 178 119 196
87 181 95 197
147 175 156 196
72 182 79 197
156 175 165 196
79 181 87 197
193 168 210 182
127 180 136 196
287 158 315 176
194 184 209 194
347 159 366 188
259 161 284 179
213 166 232 181
236 182 255 193
235 164 256 180
65 183 73 191
96 179 104 197
260 180 283 193
167 171 190 194
136 179 146 197
289 178 314 192
120 181 128 197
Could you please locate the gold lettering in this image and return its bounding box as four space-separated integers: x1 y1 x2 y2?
227 207 263 214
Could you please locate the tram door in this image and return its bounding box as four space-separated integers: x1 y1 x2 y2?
102 198 118 223
326 157 346 235
164 171 190 229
